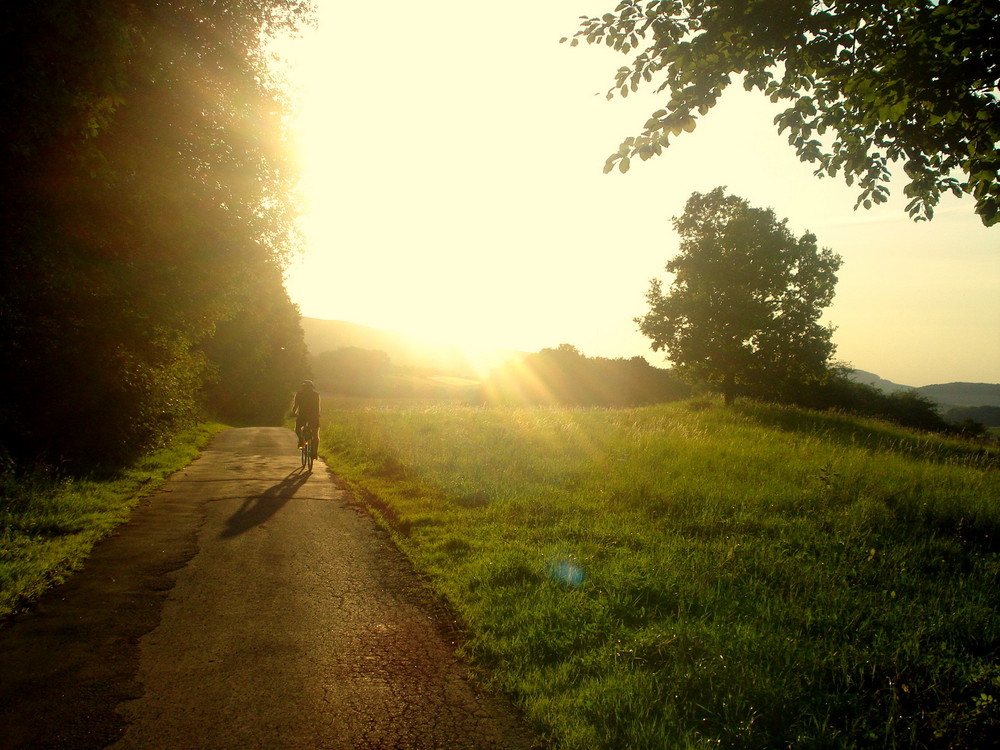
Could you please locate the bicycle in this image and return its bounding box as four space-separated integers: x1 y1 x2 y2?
300 423 317 471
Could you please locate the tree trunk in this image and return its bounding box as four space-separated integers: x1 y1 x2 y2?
724 373 735 406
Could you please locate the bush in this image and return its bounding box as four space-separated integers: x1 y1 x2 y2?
796 373 950 432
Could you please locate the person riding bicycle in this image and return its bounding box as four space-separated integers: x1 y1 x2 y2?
292 380 320 450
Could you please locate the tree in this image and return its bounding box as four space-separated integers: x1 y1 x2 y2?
0 1 312 468
201 266 310 426
564 0 1000 225
946 405 1000 429
636 188 842 405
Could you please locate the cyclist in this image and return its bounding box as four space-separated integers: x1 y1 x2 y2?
292 380 320 450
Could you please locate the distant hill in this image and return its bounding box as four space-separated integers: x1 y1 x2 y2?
850 370 1000 408
849 370 912 393
300 318 520 377
916 382 1000 408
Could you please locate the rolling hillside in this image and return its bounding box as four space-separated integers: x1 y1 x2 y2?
850 369 1000 408
917 382 1000 408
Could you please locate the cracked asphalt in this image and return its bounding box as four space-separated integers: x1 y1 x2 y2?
0 427 540 749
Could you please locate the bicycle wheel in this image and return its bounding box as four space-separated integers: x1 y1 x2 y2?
304 427 315 471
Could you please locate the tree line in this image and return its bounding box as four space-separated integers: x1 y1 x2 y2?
483 345 689 406
0 1 312 471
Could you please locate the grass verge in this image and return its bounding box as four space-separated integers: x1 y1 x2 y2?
0 422 226 620
318 396 1000 749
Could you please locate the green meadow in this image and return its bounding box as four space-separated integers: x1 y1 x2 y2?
319 397 1000 749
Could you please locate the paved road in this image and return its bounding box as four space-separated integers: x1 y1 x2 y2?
0 427 538 749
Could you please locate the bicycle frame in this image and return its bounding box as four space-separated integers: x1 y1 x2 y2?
300 423 317 471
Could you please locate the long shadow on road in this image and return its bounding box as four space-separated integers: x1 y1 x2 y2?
219 469 310 539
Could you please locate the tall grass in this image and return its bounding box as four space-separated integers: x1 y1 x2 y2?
319 397 1000 749
0 422 225 620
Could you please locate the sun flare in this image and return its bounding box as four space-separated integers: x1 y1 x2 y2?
275 2 1000 386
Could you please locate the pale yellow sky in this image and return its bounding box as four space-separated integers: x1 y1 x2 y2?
279 0 999 387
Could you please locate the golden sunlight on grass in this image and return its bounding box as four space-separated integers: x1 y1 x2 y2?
317 398 1000 748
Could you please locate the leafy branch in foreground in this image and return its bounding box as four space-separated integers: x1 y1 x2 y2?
563 0 1000 225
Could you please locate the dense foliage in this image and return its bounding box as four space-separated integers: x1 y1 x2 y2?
565 0 1000 224
638 188 842 405
947 405 1000 429
200 264 310 426
801 370 952 433
0 1 311 468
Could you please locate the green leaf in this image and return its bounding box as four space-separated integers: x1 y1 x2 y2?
584 0 998 224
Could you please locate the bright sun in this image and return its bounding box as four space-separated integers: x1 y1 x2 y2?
275 2 664 359
278 47 535 353
273 2 1000 386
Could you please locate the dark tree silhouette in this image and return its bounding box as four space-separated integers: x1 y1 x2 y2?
946 406 1000 429
201 266 311 426
637 188 842 405
0 1 312 468
484 344 689 406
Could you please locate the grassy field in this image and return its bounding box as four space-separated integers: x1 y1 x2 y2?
318 397 1000 749
0 422 225 620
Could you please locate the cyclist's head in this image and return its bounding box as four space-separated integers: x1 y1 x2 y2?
302 380 315 390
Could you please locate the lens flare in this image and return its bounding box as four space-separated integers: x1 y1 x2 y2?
548 559 586 587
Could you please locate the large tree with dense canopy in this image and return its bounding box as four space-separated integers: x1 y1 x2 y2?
564 0 1000 225
0 0 312 468
637 187 843 405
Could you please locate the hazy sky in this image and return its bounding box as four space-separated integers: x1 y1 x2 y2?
279 0 998 387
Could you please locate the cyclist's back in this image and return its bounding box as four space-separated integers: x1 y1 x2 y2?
293 380 320 448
